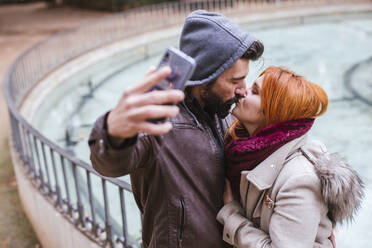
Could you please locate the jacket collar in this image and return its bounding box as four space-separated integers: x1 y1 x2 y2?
244 134 308 191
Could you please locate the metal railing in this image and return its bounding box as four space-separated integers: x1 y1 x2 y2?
3 0 369 247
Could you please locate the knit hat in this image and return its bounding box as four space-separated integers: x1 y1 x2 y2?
180 10 257 87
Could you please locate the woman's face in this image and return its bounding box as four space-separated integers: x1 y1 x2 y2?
232 75 265 129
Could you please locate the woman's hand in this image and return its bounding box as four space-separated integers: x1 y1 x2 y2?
223 179 234 204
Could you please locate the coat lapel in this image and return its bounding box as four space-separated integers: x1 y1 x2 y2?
240 135 308 220
245 135 308 191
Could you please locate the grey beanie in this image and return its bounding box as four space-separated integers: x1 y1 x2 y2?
180 10 257 87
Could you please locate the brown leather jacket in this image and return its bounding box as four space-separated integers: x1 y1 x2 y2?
89 94 233 248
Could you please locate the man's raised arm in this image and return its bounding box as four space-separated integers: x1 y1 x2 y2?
88 66 185 177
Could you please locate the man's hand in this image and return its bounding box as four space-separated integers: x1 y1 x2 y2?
107 66 185 139
223 179 234 204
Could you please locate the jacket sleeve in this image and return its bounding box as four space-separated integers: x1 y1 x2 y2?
217 174 328 248
88 112 153 177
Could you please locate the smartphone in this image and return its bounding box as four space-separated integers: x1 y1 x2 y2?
148 47 196 123
151 47 196 91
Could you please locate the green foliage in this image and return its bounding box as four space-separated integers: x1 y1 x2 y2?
53 0 179 11
0 0 40 4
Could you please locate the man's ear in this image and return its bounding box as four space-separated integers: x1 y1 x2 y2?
190 84 203 96
189 84 206 107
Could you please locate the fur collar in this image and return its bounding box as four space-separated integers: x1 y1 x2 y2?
300 141 365 226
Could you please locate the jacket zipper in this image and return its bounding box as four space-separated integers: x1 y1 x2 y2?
178 197 185 247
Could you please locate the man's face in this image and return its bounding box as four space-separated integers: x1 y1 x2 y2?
201 59 249 118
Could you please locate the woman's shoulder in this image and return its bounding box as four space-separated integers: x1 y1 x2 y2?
278 139 364 226
278 139 326 180
276 154 321 192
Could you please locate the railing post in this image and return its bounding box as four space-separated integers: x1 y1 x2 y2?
41 142 52 195
60 155 72 215
9 111 22 154
17 121 27 164
33 136 45 191
20 124 32 172
86 171 98 237
25 130 36 179
49 148 62 208
119 188 129 247
72 162 85 228
102 178 114 247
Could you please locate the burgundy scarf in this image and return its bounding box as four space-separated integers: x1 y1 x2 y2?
225 118 315 200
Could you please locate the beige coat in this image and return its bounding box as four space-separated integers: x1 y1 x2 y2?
217 135 364 248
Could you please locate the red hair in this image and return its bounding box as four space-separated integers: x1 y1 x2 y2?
227 66 328 140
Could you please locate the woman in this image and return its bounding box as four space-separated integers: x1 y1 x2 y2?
217 66 364 247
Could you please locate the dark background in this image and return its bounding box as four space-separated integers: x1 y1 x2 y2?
0 0 180 11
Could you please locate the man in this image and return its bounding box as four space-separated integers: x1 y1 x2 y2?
89 10 263 248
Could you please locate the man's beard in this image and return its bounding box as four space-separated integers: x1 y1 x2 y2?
200 84 238 119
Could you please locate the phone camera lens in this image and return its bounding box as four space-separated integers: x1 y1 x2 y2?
163 53 169 61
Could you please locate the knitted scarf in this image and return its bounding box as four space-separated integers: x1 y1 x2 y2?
225 118 315 200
